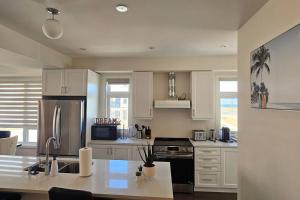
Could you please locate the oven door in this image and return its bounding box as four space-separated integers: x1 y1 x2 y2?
155 154 194 193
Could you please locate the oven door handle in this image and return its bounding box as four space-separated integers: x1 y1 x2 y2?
155 154 193 159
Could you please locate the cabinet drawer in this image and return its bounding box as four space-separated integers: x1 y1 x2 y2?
195 172 221 187
195 164 221 172
195 148 220 156
195 156 220 165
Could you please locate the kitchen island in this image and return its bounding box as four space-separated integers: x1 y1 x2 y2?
0 156 173 200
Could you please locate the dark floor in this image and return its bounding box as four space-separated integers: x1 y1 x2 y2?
174 192 237 200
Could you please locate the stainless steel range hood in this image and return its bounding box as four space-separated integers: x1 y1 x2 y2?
154 100 190 108
154 72 191 109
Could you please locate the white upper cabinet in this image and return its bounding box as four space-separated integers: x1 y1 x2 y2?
64 69 87 96
191 71 214 120
132 72 153 120
42 69 88 96
42 69 64 96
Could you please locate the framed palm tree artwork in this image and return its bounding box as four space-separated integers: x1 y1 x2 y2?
250 23 300 110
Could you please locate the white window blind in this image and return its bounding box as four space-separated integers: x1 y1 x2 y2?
0 78 42 129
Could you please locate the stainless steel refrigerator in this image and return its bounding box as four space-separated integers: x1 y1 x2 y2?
37 99 85 156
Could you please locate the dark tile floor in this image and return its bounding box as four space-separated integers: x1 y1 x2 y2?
174 192 237 200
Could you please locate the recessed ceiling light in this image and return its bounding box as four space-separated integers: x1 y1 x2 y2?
116 4 128 13
79 48 86 51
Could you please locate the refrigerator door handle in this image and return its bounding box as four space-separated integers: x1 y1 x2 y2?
52 105 58 143
55 106 61 149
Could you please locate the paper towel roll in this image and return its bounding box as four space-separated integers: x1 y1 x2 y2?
79 147 92 177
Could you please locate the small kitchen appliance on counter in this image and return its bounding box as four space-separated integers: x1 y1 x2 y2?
219 127 231 142
91 118 120 140
91 124 118 140
192 130 206 141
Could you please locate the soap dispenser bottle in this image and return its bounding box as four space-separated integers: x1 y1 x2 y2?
50 156 58 176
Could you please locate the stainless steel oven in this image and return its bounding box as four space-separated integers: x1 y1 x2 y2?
153 138 194 193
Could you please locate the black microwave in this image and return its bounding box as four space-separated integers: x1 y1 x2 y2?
91 125 118 140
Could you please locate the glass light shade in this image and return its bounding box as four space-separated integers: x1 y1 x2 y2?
42 18 63 39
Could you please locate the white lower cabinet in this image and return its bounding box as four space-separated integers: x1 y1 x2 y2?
92 145 114 160
195 172 221 188
194 147 238 192
113 145 132 160
221 148 238 188
90 144 144 161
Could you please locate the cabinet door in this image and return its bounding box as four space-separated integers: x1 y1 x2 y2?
113 145 132 160
221 148 238 188
91 145 113 160
42 70 64 96
131 146 143 161
132 72 153 119
64 69 87 96
191 71 214 120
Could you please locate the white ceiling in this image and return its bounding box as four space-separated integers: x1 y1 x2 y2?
0 0 268 57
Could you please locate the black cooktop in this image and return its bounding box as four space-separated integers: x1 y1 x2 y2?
154 137 193 147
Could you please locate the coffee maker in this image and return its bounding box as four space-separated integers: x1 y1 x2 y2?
220 127 231 142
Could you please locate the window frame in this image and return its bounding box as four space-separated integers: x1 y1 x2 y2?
106 83 130 127
215 73 238 134
99 73 132 128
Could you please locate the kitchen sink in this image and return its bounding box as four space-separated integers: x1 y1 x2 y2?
24 160 79 174
59 162 79 173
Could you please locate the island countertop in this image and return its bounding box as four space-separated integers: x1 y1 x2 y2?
0 155 173 200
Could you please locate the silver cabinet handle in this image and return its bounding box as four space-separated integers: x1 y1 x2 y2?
202 178 212 182
65 86 68 94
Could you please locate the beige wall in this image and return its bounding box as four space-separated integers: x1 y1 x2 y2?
137 72 215 138
75 55 237 137
238 0 300 199
72 55 237 72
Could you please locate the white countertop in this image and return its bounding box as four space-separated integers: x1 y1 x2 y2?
89 137 154 146
190 140 238 148
0 155 173 200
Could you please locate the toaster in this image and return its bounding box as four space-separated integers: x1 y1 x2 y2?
193 130 207 141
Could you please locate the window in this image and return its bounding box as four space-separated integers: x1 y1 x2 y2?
106 79 130 128
0 77 42 144
217 78 238 132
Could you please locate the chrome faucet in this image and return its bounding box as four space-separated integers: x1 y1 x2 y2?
45 137 56 176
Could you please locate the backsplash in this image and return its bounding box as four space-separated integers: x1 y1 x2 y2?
135 109 215 138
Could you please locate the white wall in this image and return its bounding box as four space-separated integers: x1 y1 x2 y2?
0 23 72 76
72 55 237 72
238 0 300 199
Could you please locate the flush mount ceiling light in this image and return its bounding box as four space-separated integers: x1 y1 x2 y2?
42 8 63 40
116 4 128 13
